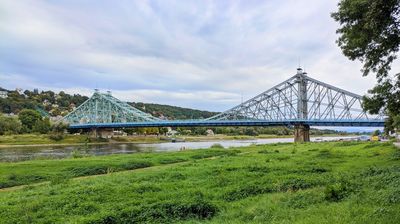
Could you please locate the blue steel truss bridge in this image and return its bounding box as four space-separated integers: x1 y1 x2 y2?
63 68 384 142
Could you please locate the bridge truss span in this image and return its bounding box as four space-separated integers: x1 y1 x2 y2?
63 90 161 124
206 68 383 122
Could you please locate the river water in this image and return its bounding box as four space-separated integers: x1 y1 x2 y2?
0 136 358 162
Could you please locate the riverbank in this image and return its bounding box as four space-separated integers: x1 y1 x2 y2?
0 141 399 223
0 133 354 148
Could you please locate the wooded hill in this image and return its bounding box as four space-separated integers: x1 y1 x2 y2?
0 87 217 120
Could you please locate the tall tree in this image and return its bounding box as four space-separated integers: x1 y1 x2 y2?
18 109 42 131
332 0 400 132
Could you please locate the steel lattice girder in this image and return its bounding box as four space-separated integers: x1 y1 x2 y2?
207 70 384 121
63 91 160 124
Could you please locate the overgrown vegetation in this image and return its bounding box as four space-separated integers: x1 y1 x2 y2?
0 142 399 223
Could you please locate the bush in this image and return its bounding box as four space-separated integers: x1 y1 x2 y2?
0 115 22 135
18 109 41 131
49 133 64 141
210 143 224 149
70 149 85 158
33 118 51 134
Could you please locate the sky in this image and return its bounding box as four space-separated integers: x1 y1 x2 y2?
0 0 398 114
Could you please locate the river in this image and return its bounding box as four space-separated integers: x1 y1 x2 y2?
0 136 358 162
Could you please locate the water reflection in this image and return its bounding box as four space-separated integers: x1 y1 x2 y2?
0 136 357 162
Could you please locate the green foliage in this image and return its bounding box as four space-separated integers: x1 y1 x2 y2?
18 109 41 131
0 88 88 116
48 122 69 141
0 114 22 135
48 133 65 141
332 0 400 78
332 0 400 131
210 143 224 149
372 129 382 136
130 102 217 120
32 117 51 134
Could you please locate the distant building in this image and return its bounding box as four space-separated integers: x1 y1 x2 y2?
206 129 215 136
33 88 39 94
15 88 23 94
166 130 179 137
0 91 7 98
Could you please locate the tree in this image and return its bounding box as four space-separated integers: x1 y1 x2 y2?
332 0 400 131
33 117 51 134
18 109 42 131
0 115 22 135
372 129 381 136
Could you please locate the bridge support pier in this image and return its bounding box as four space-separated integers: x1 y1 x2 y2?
90 128 114 138
294 124 310 142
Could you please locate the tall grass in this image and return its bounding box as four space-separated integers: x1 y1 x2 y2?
0 142 399 223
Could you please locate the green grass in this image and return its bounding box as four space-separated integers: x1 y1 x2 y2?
0 149 236 188
0 142 399 223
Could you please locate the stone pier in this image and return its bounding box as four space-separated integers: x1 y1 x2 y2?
294 124 310 142
90 128 114 138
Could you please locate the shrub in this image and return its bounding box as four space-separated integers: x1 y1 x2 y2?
33 118 51 134
70 149 85 158
0 115 22 135
18 109 41 131
49 133 64 141
210 143 224 149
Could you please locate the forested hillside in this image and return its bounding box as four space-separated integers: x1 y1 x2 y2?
0 87 217 119
0 88 88 116
130 102 217 120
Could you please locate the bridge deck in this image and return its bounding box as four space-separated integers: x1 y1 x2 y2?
69 119 384 129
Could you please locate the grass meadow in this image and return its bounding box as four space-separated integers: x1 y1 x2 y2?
0 141 399 223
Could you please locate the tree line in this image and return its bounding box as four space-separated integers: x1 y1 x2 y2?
0 109 68 139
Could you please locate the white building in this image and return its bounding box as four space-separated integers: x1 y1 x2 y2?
0 91 7 98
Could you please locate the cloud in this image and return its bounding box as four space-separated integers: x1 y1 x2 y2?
0 0 395 112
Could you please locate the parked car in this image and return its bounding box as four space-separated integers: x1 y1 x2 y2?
371 135 380 141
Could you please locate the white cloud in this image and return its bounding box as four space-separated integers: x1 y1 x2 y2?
0 0 396 112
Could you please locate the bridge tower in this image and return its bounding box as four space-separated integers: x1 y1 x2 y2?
295 68 310 142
